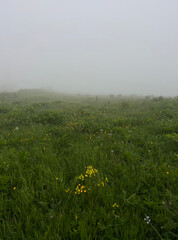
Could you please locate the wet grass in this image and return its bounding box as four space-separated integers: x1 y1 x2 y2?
0 91 178 239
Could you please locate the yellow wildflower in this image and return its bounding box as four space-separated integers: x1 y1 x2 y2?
78 174 85 181
112 203 119 208
65 188 70 193
85 166 98 177
98 181 104 187
75 185 81 194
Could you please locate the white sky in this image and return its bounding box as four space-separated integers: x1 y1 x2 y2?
0 0 178 96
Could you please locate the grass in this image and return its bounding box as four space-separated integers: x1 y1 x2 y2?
0 90 178 239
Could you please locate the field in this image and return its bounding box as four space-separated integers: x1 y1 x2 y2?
0 90 177 240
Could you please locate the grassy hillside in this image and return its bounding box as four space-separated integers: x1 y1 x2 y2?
0 90 177 239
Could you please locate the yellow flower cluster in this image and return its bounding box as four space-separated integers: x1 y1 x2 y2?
78 174 85 181
75 184 87 194
75 166 108 195
98 181 104 187
67 122 78 130
85 166 98 177
65 188 70 193
78 166 98 181
98 177 108 187
112 203 119 208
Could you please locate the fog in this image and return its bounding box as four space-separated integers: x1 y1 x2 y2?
0 0 178 96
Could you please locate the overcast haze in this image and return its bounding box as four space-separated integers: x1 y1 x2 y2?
0 0 178 96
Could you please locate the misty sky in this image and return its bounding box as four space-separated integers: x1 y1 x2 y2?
0 0 178 96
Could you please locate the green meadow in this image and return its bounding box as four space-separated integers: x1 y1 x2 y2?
0 90 177 240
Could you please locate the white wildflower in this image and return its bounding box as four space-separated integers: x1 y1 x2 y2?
144 215 151 224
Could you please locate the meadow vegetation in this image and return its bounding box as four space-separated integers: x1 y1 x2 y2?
0 90 177 239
